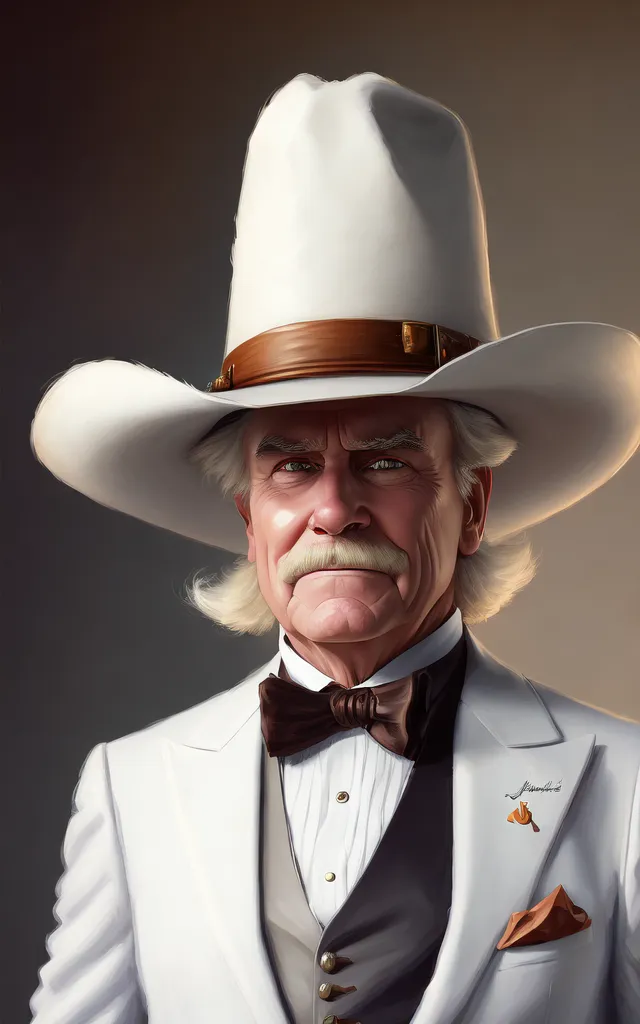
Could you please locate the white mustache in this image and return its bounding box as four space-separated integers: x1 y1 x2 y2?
278 538 409 585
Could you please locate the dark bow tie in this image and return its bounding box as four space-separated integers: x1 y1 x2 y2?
259 669 424 759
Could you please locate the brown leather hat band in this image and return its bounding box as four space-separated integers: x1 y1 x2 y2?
206 319 482 392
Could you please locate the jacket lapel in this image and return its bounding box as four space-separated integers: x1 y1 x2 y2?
412 632 595 1024
161 655 290 1024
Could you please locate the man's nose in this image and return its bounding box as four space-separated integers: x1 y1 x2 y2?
307 470 371 536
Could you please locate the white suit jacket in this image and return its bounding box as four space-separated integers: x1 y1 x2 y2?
31 632 640 1024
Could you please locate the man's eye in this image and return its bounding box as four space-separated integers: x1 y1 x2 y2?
367 458 406 470
277 460 315 473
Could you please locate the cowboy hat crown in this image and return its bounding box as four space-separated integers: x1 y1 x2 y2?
225 72 497 357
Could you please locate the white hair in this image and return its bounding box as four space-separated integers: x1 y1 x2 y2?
185 400 537 632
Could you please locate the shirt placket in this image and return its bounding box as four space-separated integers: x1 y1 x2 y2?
309 742 353 925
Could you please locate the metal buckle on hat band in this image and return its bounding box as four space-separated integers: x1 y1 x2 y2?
401 321 441 368
205 318 479 392
206 365 234 392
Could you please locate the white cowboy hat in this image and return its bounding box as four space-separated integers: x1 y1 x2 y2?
31 73 640 553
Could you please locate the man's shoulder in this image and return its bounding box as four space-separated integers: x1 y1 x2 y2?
467 631 640 756
530 677 640 749
105 652 278 759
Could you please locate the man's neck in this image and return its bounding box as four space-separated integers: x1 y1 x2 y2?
284 589 458 688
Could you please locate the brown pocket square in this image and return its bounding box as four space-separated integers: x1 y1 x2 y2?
497 884 591 950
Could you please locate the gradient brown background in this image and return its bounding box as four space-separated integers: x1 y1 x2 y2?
4 0 640 1018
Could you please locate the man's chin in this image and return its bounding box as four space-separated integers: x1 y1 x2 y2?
286 595 399 643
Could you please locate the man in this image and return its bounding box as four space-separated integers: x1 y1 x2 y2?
30 73 640 1024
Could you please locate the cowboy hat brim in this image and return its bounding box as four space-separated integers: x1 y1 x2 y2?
31 321 640 552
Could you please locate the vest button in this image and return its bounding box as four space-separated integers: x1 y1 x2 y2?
320 950 337 972
318 982 358 1001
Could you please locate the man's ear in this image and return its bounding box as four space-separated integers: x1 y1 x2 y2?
234 493 256 563
458 467 492 557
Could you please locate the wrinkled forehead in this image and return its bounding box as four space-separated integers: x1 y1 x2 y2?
244 395 448 445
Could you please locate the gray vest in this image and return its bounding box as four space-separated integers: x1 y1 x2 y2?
261 639 466 1024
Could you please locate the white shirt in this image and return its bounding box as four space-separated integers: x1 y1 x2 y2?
278 610 464 927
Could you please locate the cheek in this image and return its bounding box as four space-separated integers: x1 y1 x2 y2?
272 508 297 530
376 484 459 550
420 485 464 556
375 490 426 543
250 497 307 568
399 481 463 562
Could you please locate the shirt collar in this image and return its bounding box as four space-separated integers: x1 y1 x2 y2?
278 608 463 692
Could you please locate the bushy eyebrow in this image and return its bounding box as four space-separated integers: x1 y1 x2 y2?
346 428 424 452
254 427 425 457
255 435 326 456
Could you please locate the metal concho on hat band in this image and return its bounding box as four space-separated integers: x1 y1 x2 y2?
205 319 482 392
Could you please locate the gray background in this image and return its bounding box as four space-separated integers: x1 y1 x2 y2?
4 0 639 1018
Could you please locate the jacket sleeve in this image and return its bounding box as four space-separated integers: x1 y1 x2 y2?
615 758 640 1021
30 743 145 1024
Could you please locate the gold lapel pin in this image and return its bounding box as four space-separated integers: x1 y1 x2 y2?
507 800 540 832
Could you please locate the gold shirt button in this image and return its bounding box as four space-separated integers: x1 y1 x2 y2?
320 951 337 972
318 983 333 1000
336 791 349 803
322 1016 337 1024
324 871 336 882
